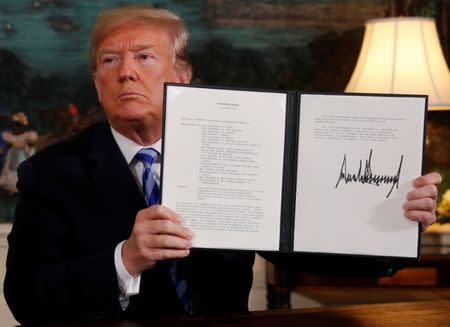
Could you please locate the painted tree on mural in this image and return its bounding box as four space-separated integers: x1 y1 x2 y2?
0 49 27 113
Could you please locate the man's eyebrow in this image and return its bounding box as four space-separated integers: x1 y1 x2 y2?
97 48 120 56
129 44 154 52
97 45 155 56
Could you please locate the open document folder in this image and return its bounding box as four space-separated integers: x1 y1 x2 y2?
161 83 427 259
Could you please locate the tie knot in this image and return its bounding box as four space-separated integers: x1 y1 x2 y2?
135 147 160 167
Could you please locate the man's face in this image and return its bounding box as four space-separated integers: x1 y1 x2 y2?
93 22 186 131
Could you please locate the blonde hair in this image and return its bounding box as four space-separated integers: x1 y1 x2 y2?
89 5 192 77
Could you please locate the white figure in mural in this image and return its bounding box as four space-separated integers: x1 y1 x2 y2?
0 113 38 194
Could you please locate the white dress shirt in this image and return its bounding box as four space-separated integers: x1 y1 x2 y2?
110 127 161 310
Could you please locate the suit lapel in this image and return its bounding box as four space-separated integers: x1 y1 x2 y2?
86 122 147 239
85 123 183 316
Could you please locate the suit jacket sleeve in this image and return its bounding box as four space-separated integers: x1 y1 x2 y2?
261 252 402 279
4 159 123 324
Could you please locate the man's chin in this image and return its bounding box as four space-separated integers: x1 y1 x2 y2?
115 108 150 122
111 112 159 128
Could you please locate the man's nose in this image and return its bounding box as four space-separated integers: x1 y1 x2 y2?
118 57 137 82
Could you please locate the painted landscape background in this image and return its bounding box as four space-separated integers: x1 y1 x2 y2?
0 0 449 220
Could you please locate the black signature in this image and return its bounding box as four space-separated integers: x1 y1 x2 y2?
335 149 403 198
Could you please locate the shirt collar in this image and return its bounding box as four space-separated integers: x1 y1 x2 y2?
110 127 162 165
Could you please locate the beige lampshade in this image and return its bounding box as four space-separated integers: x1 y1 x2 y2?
345 17 450 110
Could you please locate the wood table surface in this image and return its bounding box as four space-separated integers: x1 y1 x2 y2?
38 300 450 327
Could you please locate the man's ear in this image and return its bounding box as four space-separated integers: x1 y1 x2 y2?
175 68 192 84
92 72 98 89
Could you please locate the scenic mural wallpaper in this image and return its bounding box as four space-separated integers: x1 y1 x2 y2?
0 0 449 220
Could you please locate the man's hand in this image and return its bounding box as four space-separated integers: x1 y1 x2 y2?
403 172 442 231
122 205 193 277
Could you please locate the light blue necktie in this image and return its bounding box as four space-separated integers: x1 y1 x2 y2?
134 148 190 313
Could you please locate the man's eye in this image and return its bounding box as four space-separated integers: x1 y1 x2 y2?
139 54 154 61
103 57 115 64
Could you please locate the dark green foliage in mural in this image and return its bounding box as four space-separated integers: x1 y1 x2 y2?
308 28 364 92
0 49 27 112
271 46 312 91
26 74 74 109
191 39 313 91
192 39 276 88
72 77 99 114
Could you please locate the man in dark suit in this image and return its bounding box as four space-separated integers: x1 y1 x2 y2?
4 5 442 325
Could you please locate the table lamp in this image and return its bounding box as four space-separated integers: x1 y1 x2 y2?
345 17 450 110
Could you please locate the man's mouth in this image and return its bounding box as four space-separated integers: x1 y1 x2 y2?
117 92 145 100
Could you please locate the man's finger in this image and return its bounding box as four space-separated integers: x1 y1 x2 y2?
150 248 191 261
139 204 182 224
406 184 438 201
404 209 435 228
413 172 442 188
150 219 194 239
403 197 436 212
145 234 192 250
